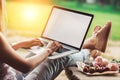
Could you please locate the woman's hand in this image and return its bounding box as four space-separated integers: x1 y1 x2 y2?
46 41 62 54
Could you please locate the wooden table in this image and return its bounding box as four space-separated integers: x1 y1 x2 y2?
65 67 120 80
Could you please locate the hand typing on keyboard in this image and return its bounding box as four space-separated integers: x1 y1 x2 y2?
46 41 62 54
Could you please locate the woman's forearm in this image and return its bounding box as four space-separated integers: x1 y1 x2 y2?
12 38 43 50
12 41 24 50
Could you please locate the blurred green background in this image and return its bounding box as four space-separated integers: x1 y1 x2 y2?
5 0 120 40
53 0 120 40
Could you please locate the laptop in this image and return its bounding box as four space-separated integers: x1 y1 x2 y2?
30 6 94 59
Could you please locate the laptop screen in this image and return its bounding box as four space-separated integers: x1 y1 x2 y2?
42 6 93 49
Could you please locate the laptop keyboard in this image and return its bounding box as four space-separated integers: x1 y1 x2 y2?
56 47 70 53
42 40 70 53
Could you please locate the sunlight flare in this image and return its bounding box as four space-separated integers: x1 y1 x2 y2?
7 1 52 36
23 7 36 21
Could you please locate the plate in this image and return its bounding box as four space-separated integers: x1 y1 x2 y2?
81 71 119 76
76 61 119 76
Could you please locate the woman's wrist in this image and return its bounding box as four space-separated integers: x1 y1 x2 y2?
45 48 53 55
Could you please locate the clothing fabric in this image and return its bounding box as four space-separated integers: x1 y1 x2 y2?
0 63 17 80
24 49 90 80
0 49 90 80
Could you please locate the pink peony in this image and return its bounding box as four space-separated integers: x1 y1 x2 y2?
94 56 103 65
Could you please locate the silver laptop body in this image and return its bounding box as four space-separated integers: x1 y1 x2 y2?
30 6 94 59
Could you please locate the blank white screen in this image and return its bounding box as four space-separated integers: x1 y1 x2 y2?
43 8 92 48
